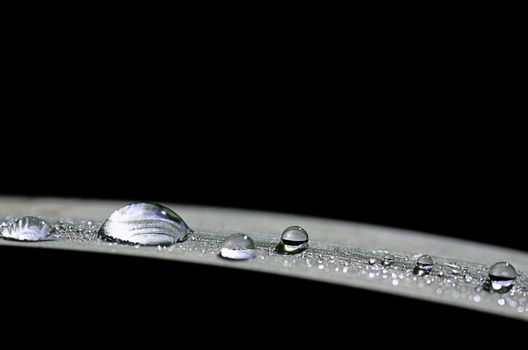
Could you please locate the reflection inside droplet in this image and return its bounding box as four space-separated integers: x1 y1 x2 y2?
98 202 192 246
414 255 434 275
276 226 309 254
488 262 516 293
0 216 53 242
382 254 394 266
220 233 256 260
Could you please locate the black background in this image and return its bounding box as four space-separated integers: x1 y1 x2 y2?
0 26 526 330
1 52 525 252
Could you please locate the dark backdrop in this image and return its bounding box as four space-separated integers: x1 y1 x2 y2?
0 22 526 329
1 54 525 252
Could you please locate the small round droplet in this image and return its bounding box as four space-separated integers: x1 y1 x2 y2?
0 216 52 241
368 258 377 265
220 233 256 260
98 202 191 246
444 262 461 275
414 255 434 275
276 226 309 254
382 254 394 266
488 262 517 293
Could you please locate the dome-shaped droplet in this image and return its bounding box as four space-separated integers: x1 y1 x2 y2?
488 262 517 293
98 202 192 246
220 233 256 260
0 216 52 241
276 226 309 254
414 254 434 275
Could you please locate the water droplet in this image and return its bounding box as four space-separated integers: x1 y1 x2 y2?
488 262 517 293
446 262 461 275
368 258 377 265
0 216 52 241
98 202 191 246
382 254 394 266
276 226 309 254
220 233 256 260
464 275 473 283
414 255 434 275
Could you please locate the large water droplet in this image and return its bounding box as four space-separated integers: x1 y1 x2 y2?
0 216 53 241
220 233 256 260
98 202 192 246
276 226 309 254
488 262 517 293
414 255 434 275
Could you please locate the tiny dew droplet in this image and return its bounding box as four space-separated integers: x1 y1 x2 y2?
0 216 53 242
488 262 517 293
276 226 309 254
382 254 394 266
98 202 192 246
414 255 434 275
220 233 256 260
